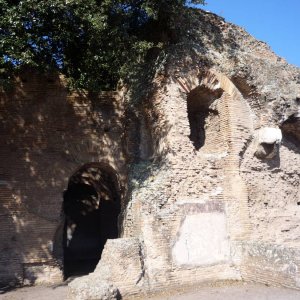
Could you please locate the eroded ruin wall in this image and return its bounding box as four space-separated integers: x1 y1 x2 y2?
119 70 253 294
68 48 300 297
2 8 300 298
75 39 300 297
117 66 299 297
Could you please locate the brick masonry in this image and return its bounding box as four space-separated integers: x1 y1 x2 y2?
0 71 128 286
1 9 300 297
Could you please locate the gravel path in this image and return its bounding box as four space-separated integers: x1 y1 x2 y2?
150 282 300 300
1 282 300 299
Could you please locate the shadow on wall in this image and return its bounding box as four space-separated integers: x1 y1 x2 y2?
124 106 155 163
0 195 23 288
0 69 126 286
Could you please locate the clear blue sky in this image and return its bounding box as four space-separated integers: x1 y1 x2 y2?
192 0 300 67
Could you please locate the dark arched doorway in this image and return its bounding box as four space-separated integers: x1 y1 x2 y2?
63 163 120 278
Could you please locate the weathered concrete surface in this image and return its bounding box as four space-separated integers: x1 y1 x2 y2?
233 241 300 290
68 280 119 300
172 213 230 266
69 238 144 299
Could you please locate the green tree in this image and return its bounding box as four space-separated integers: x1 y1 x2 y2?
0 0 205 90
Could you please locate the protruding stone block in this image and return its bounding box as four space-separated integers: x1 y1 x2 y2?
69 279 120 300
68 238 144 299
254 127 282 159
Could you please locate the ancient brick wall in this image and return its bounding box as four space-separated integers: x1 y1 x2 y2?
117 70 252 294
2 9 300 297
0 71 127 286
111 66 300 296
67 9 300 298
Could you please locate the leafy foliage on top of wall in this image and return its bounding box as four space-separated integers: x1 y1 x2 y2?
0 0 205 91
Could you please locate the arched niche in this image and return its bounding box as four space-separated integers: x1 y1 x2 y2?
176 69 248 154
186 85 223 150
63 163 121 278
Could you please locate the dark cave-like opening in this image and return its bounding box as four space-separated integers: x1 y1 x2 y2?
63 165 120 278
187 107 209 150
187 86 223 150
281 113 300 149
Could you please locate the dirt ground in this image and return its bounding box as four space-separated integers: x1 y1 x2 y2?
1 282 300 300
0 284 68 300
149 282 300 300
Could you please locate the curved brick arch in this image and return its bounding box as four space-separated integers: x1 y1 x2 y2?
61 139 127 201
67 161 122 195
174 68 254 158
175 69 245 100
171 69 254 240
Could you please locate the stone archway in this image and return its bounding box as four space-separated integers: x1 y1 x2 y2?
63 163 121 278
